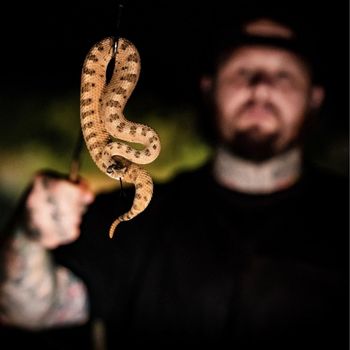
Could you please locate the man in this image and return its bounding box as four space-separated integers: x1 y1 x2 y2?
0 16 348 349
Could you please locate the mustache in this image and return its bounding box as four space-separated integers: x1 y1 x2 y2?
236 99 281 118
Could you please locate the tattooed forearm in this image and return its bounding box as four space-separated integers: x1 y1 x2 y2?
41 176 66 239
46 193 66 239
0 230 89 329
0 173 94 329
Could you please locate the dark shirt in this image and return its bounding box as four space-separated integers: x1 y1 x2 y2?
53 160 349 349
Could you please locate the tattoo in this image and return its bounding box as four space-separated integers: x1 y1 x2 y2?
24 177 66 240
41 176 51 189
24 208 41 239
0 229 89 329
46 194 66 238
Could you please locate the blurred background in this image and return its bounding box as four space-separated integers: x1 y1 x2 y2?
0 0 348 228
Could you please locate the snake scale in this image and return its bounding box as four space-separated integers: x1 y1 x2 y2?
80 37 161 238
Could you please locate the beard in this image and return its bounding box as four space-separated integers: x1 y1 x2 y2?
214 97 316 162
222 126 281 162
220 99 284 161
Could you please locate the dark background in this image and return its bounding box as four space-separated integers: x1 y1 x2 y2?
1 0 349 115
0 0 348 211
0 1 348 193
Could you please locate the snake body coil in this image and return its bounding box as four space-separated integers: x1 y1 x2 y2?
80 37 161 238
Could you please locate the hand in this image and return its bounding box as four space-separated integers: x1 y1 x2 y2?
24 171 95 249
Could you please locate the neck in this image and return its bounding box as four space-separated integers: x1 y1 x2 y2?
212 146 303 194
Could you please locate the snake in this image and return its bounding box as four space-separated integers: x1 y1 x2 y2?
80 36 161 238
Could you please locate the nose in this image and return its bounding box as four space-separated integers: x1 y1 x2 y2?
249 72 271 102
252 82 270 102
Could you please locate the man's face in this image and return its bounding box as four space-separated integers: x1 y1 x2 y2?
213 46 320 160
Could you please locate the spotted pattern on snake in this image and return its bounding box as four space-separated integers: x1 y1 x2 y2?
80 37 161 238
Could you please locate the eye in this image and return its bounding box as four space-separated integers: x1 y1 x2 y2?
276 71 292 80
222 68 252 86
274 70 296 88
236 68 253 79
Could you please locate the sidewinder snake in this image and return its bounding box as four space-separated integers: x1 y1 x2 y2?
80 37 161 238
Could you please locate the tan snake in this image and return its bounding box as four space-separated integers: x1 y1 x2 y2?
80 37 161 238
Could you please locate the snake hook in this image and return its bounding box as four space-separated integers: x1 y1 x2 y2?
112 3 124 56
111 37 119 57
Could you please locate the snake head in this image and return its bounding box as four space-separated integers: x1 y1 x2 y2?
106 156 130 179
